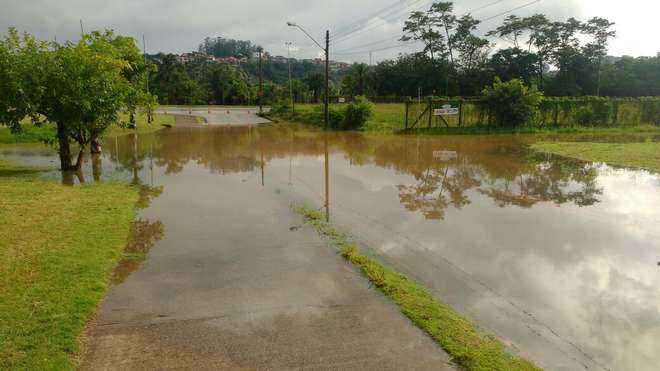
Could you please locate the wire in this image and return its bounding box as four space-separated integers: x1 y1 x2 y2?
331 0 433 44
331 0 420 38
332 0 542 56
479 0 542 23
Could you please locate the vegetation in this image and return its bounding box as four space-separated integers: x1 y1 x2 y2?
292 204 540 371
482 79 543 127
532 141 660 172
0 28 156 171
0 159 140 370
0 113 173 145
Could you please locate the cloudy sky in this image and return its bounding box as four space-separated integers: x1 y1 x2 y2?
1 0 657 63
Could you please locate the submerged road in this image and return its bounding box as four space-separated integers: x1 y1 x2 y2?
157 107 271 126
81 116 455 370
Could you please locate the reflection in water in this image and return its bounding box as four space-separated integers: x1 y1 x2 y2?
113 185 164 284
112 218 164 284
6 125 660 371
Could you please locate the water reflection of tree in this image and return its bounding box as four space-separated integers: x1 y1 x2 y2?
375 136 603 220
104 127 603 222
112 218 164 284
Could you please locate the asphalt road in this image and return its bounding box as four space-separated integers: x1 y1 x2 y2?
157 107 271 126
80 150 455 370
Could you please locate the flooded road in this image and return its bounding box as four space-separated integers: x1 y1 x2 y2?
3 125 660 370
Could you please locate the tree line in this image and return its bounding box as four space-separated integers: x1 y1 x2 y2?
340 2 659 98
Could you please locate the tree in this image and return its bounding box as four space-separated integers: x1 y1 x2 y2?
39 38 130 170
0 29 48 133
305 73 325 103
401 11 445 61
582 17 616 96
489 48 539 85
342 63 373 96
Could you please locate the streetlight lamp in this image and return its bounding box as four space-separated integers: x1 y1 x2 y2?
287 22 329 130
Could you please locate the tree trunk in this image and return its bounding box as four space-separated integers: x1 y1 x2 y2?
91 137 102 154
92 154 102 182
73 149 85 171
56 123 73 171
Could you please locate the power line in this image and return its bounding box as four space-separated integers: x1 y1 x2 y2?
331 0 432 44
332 0 542 57
332 0 420 38
480 0 541 23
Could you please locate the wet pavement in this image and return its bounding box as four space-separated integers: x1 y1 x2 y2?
3 125 660 371
158 107 271 126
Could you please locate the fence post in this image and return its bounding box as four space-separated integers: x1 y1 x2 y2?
458 100 463 127
428 101 433 129
405 101 409 131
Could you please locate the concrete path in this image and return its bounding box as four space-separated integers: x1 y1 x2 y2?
158 107 271 126
80 142 454 369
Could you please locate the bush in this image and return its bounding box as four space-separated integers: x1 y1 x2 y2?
343 96 373 130
481 78 543 127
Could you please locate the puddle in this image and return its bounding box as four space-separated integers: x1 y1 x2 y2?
3 125 660 371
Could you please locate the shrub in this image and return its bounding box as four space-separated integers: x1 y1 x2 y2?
342 96 373 130
313 104 345 129
481 78 543 128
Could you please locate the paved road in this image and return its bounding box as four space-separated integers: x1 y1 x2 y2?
158 107 271 126
80 154 455 370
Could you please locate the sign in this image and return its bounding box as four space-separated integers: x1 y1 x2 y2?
257 90 264 97
338 97 346 103
433 104 459 116
433 150 458 161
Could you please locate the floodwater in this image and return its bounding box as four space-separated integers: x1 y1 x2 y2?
3 125 660 371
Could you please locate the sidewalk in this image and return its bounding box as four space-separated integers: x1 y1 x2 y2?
80 167 454 370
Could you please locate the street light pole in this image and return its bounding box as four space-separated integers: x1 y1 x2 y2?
258 48 263 114
286 22 329 130
286 42 295 114
324 30 329 131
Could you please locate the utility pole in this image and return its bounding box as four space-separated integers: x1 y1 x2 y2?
286 42 295 114
79 19 85 37
143 34 152 124
324 30 329 130
369 51 373 66
258 48 263 114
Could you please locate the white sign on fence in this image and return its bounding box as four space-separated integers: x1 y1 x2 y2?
433 104 459 116
338 97 346 103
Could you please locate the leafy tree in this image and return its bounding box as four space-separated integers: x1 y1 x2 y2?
39 38 130 169
489 48 539 85
582 17 616 95
305 73 325 103
401 10 445 61
341 63 373 96
0 29 48 133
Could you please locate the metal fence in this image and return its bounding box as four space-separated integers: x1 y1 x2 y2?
404 97 660 130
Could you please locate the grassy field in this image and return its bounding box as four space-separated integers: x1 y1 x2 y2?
280 103 406 133
0 159 140 370
532 141 660 172
0 113 174 145
293 204 540 371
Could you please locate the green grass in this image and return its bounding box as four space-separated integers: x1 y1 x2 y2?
0 113 174 145
531 141 660 172
0 123 55 144
276 103 406 133
292 204 540 371
0 158 140 370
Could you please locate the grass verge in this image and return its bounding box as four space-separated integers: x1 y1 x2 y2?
531 141 660 173
292 204 540 371
0 158 140 370
0 113 174 145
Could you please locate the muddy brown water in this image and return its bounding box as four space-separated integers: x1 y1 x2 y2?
3 125 660 371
